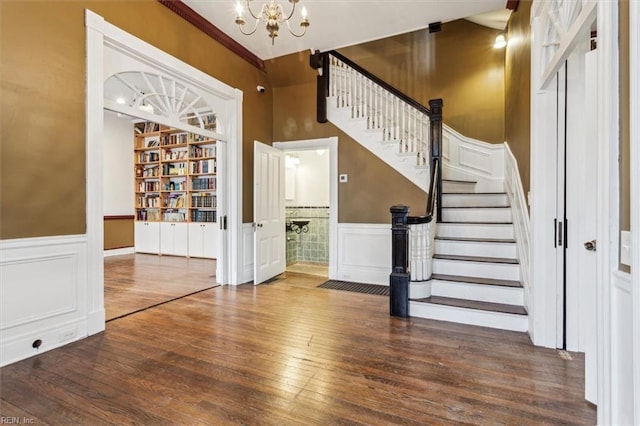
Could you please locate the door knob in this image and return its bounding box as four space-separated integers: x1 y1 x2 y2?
584 240 596 251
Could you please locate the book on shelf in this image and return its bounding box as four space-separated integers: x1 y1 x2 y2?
191 193 216 208
163 211 186 222
191 210 216 222
164 193 186 208
191 177 216 190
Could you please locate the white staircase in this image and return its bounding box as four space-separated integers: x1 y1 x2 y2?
410 180 528 332
322 52 528 332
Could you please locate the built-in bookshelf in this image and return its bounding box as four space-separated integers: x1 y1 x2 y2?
134 122 217 224
133 119 219 259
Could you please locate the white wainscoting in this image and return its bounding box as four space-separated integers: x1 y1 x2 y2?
0 235 89 367
336 224 391 285
442 126 505 192
610 271 634 425
504 142 531 318
241 223 254 284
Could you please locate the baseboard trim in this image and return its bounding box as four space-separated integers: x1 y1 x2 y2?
104 247 135 257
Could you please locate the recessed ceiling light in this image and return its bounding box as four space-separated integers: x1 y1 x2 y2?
116 97 126 104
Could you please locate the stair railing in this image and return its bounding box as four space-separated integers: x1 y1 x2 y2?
310 50 443 317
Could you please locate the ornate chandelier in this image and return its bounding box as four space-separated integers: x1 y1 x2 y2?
235 0 310 45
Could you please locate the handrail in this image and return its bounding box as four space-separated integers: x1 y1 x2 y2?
328 50 432 117
408 158 439 225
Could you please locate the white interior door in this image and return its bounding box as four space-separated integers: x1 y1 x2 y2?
216 140 227 284
254 141 285 284
579 49 598 403
564 47 598 402
555 62 568 349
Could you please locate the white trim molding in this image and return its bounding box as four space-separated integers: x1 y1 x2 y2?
595 1 620 423
0 235 90 367
104 247 135 257
504 142 531 317
630 0 640 421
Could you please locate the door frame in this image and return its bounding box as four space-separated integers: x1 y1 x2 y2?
85 10 244 335
273 137 339 279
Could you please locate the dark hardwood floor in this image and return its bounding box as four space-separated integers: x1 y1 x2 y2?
0 255 596 424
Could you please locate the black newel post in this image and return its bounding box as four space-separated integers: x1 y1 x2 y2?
390 205 410 317
429 98 443 221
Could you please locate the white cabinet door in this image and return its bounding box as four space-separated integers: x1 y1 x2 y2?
160 222 188 256
134 221 160 254
202 222 218 259
188 223 218 259
188 223 204 257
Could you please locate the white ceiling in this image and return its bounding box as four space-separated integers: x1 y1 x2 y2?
182 0 509 60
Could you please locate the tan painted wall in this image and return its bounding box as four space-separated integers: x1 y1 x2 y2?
0 0 272 240
338 19 506 144
267 53 427 223
104 218 134 250
505 1 532 196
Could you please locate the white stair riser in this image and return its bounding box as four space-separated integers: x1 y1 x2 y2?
442 193 509 207
409 301 528 332
436 223 515 240
442 181 476 193
435 240 517 259
433 259 520 281
409 281 432 299
442 208 512 223
431 280 524 305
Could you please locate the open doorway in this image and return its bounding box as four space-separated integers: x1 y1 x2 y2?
284 149 330 278
102 110 220 320
274 137 339 280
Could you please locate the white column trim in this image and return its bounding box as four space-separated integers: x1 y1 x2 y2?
85 11 106 334
595 1 619 423
629 0 640 421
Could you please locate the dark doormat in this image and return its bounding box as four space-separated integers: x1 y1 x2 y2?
317 280 389 296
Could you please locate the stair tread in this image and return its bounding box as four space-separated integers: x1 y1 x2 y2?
412 296 528 315
431 273 522 288
443 179 477 184
433 254 519 264
435 236 516 243
439 221 514 225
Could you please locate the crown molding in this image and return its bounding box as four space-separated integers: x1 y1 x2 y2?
158 0 265 72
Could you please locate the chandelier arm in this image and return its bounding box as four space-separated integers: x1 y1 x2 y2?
282 1 297 22
285 19 308 38
245 0 261 21
238 18 261 36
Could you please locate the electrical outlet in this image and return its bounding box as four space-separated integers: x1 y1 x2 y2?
339 174 348 183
